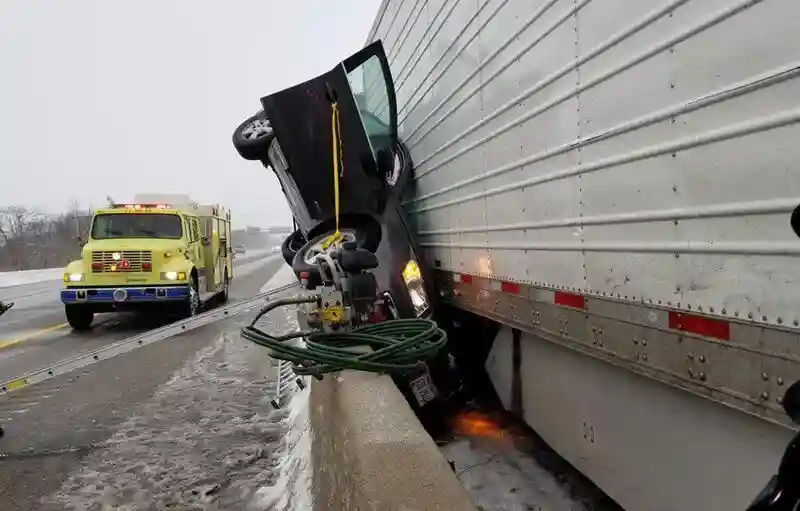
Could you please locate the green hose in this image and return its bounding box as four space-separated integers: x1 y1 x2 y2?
241 315 447 377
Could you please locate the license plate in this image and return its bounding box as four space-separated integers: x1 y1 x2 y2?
409 372 438 406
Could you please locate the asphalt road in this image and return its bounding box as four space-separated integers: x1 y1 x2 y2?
0 251 282 383
0 255 307 511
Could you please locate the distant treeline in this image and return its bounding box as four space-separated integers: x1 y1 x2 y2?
0 205 91 272
0 205 279 272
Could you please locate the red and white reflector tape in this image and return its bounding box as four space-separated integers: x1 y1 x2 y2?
450 271 738 342
669 311 730 341
554 290 586 310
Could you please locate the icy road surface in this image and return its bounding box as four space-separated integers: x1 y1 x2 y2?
0 259 312 510
47 304 311 510
0 253 284 381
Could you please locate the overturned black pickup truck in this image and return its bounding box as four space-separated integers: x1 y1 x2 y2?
232 41 429 322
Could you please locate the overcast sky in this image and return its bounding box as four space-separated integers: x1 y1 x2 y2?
0 0 381 228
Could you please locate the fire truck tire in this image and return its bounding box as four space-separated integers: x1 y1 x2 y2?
181 279 201 318
65 305 93 331
220 270 230 303
232 113 274 161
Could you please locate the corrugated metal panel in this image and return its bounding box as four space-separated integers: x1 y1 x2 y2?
371 0 800 329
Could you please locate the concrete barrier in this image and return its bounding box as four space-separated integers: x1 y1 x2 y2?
310 369 478 511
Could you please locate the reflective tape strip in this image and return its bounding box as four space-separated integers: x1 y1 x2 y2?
501 281 521 294
554 291 586 310
443 270 743 341
669 311 731 341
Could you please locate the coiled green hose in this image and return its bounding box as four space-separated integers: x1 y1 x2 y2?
241 317 447 377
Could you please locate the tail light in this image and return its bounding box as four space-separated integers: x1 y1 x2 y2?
142 262 152 271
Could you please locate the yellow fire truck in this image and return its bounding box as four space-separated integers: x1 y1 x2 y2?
60 194 233 330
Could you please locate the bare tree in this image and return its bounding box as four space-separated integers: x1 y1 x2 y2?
0 205 92 271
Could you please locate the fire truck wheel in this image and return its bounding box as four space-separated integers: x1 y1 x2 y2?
220 270 230 303
65 305 93 331
232 113 274 161
183 280 201 318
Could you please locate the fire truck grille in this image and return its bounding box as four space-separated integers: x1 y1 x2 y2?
91 251 153 273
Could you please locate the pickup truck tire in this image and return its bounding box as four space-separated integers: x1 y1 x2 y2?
281 229 307 267
232 113 274 161
65 305 93 331
291 228 369 287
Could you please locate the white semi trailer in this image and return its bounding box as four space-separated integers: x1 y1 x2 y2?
366 0 800 509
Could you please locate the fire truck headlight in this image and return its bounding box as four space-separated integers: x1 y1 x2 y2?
162 271 187 281
65 272 84 283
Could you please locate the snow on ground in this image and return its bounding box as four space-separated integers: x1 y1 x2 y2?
0 268 64 289
442 436 588 511
43 261 311 511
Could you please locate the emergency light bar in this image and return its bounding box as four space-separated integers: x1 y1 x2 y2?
113 204 174 210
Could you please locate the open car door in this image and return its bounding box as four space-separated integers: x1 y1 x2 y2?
341 40 398 168
259 40 400 230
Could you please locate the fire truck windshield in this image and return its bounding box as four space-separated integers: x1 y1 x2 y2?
91 213 183 240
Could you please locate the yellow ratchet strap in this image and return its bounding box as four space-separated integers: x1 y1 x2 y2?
322 101 344 250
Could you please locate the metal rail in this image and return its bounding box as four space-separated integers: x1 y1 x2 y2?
0 282 299 395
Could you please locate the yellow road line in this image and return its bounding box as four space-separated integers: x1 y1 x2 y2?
0 322 69 351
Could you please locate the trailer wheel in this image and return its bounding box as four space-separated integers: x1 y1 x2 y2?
65 305 93 331
232 113 274 161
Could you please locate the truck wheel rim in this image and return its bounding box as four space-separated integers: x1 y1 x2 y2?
304 231 357 265
242 118 272 140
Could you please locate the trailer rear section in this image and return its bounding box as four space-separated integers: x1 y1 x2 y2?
367 0 800 509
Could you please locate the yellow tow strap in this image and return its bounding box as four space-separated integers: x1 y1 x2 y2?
322 101 344 250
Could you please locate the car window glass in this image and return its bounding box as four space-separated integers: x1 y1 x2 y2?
347 56 391 155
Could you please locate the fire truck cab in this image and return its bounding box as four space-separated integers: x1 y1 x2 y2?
60 194 233 330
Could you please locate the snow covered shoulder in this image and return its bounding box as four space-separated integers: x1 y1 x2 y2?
0 268 64 289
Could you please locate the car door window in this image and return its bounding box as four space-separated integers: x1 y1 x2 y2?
345 49 396 158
